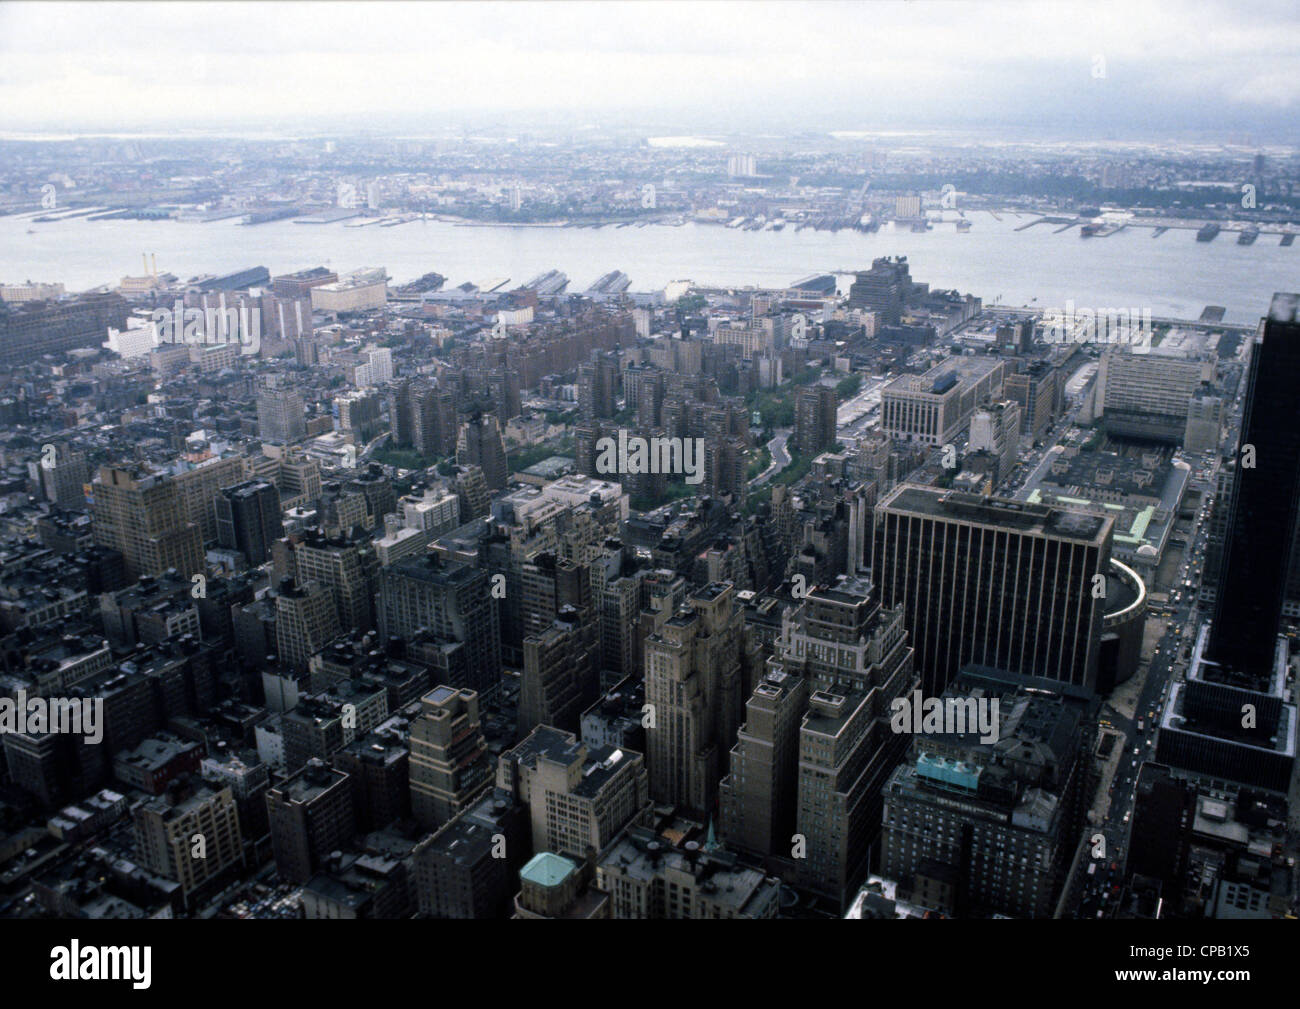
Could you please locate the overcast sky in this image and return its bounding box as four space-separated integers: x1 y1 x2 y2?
1 1 1297 139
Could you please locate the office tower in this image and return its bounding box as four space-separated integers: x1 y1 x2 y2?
1004 361 1060 438
131 780 243 902
596 827 781 918
520 551 588 638
257 388 307 444
881 357 1007 447
1097 345 1215 444
274 579 342 672
37 443 89 508
967 400 1021 485
1158 295 1300 793
215 480 282 565
513 853 610 919
173 455 248 544
519 607 599 736
91 465 205 581
456 413 508 491
759 575 917 903
643 582 745 816
719 666 809 858
872 486 1114 696
413 789 530 918
452 464 491 521
408 685 493 831
291 529 378 635
793 385 837 456
402 486 461 539
1127 762 1195 890
880 669 1094 919
331 734 410 833
497 726 651 861
0 291 130 365
378 554 501 698
281 683 388 772
266 758 355 885
996 320 1031 354
1183 389 1223 453
1209 294 1300 673
847 257 910 325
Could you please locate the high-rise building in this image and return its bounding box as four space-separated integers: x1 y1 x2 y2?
37 443 89 509
519 607 599 736
719 666 808 858
880 668 1096 918
408 685 493 831
1209 294 1300 675
967 399 1021 485
794 384 837 456
91 465 205 581
456 413 508 491
266 758 355 885
496 725 651 861
643 582 745 816
1127 762 1195 890
0 292 130 365
596 826 781 918
872 485 1113 695
1158 294 1300 793
131 779 243 902
215 480 282 565
274 579 342 671
378 553 501 698
257 388 307 445
847 257 910 325
881 357 1007 447
1097 345 1215 444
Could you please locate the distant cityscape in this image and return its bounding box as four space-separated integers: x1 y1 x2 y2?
0 0 1297 932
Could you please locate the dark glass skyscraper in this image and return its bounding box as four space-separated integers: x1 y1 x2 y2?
1208 293 1300 679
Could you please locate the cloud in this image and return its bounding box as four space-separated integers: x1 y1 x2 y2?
0 0 1296 134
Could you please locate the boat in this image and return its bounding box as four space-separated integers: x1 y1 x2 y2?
956 219 971 233
1196 223 1220 242
1081 222 1103 237
1237 227 1259 245
1282 234 1295 247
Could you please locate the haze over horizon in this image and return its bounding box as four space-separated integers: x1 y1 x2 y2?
1 0 1298 142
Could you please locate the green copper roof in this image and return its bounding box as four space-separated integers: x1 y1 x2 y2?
520 852 575 888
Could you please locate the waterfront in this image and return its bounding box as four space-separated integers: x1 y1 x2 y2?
3 210 1295 323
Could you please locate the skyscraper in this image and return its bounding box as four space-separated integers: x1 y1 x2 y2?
215 480 282 565
456 413 508 491
794 384 837 456
872 486 1113 695
643 582 745 816
408 685 492 831
377 553 502 699
257 388 307 445
1158 295 1300 793
91 465 205 581
1208 293 1300 676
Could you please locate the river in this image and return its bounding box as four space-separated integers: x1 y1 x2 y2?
3 211 1295 323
